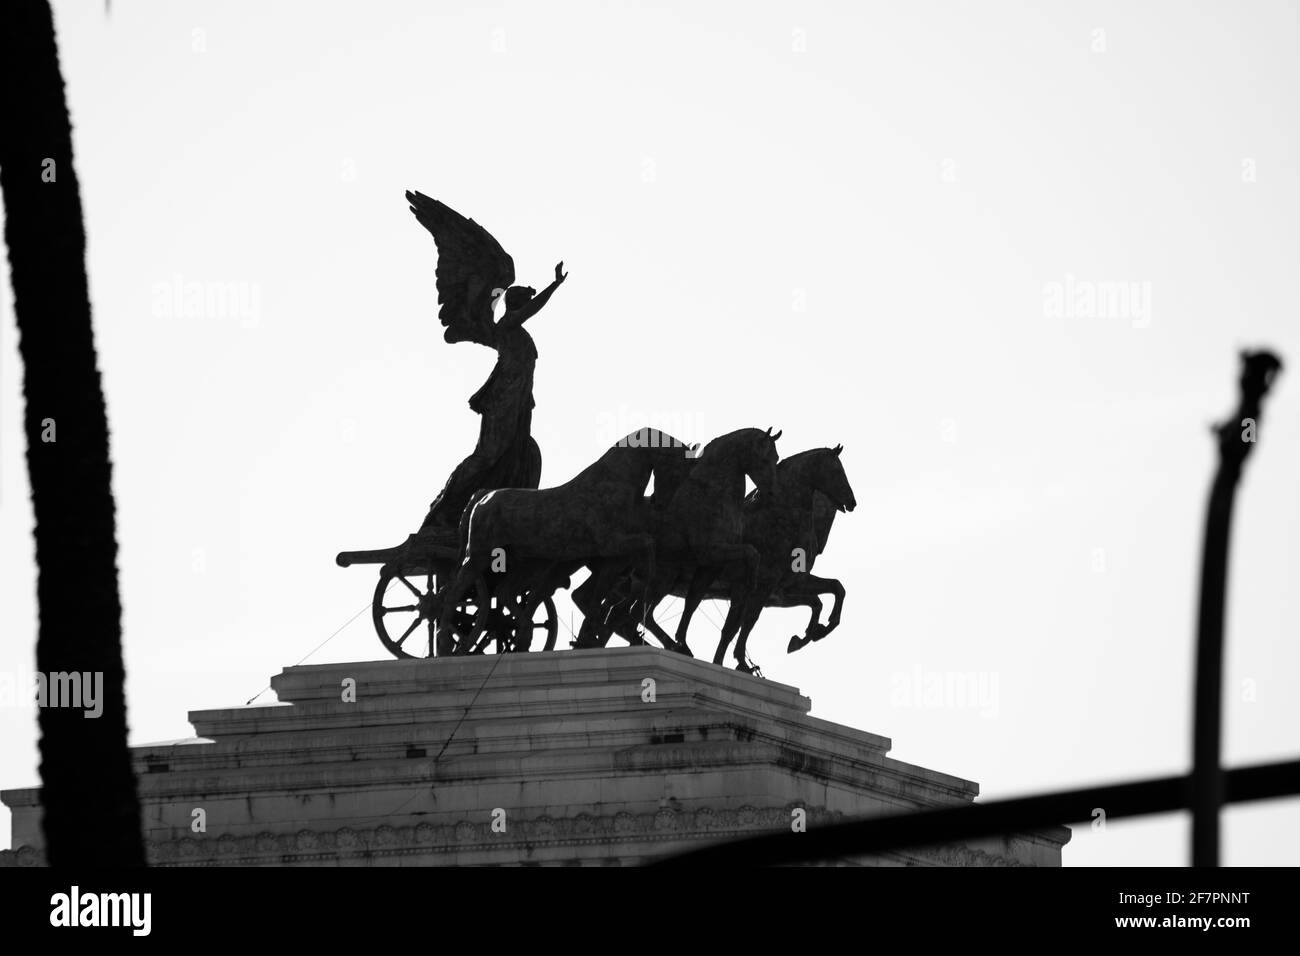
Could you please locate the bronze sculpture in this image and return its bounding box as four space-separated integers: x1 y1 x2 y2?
621 427 782 658
435 428 695 655
711 445 855 672
403 190 566 531
575 444 856 674
335 194 855 675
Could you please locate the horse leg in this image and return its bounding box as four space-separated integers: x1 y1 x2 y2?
513 586 549 652
570 570 597 624
436 555 488 655
802 575 845 645
607 576 671 648
595 533 655 630
682 542 757 662
815 575 846 639
630 564 685 653
607 586 653 646
764 576 824 652
576 555 661 650
713 595 745 666
673 565 715 658
626 535 656 639
787 593 825 652
779 574 844 652
640 601 676 649
733 593 769 674
572 560 622 649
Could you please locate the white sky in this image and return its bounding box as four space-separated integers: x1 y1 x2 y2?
2 0 1298 865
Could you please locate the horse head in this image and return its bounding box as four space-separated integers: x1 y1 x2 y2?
746 427 781 501
816 444 856 513
689 426 780 503
773 445 856 514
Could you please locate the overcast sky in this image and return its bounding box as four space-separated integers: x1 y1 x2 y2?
3 0 1298 865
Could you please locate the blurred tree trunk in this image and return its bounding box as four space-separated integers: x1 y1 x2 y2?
0 0 144 865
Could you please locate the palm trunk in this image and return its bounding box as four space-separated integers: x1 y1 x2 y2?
0 0 144 865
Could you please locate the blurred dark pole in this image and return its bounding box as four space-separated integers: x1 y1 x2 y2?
0 0 145 864
1191 349 1282 867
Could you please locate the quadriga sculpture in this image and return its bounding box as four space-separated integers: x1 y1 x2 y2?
579 445 856 674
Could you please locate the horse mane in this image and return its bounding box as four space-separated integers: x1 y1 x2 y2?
777 447 832 467
698 426 764 455
613 427 689 451
744 447 835 507
811 491 837 555
559 427 694 497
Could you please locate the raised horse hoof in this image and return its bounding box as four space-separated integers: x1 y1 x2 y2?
786 635 808 654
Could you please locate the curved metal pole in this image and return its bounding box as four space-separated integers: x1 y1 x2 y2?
1191 350 1282 866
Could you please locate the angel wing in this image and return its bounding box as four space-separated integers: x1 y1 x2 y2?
405 190 515 346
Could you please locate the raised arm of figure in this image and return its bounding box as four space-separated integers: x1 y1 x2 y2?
499 262 567 329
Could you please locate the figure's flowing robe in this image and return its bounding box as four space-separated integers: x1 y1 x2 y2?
422 325 541 529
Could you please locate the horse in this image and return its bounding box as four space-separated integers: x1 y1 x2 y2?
711 445 855 673
778 489 850 654
611 426 781 657
434 427 695 654
566 434 700 649
586 445 855 674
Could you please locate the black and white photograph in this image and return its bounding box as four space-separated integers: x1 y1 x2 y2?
0 0 1296 936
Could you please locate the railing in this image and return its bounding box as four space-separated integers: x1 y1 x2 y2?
655 350 1294 868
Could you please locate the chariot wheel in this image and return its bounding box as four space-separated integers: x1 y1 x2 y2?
372 566 490 659
464 593 560 655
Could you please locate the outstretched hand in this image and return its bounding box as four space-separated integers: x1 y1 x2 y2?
555 261 568 283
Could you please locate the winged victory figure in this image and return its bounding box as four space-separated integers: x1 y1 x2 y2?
404 190 567 531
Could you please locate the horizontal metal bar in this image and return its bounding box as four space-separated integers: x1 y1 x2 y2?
651 757 1300 867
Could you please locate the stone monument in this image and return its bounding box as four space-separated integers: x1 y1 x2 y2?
2 194 1070 866
3 648 1069 866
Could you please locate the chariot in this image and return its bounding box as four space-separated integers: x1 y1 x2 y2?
335 528 558 659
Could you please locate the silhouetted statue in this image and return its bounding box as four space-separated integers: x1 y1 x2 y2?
434 428 695 655
336 193 860 677
619 427 782 658
404 190 567 531
712 445 856 672
580 444 857 675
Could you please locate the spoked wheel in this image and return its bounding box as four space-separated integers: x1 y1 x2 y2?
373 566 490 659
464 593 560 655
